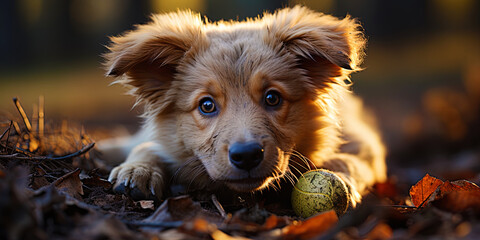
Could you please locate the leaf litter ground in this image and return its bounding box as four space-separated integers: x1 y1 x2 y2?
1 98 480 239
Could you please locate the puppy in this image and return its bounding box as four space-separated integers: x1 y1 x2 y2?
101 6 387 208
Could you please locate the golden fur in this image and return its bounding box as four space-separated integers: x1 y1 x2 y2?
101 6 387 207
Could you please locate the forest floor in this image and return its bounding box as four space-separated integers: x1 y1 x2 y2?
1 98 479 240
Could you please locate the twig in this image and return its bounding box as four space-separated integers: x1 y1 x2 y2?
0 122 11 141
13 97 32 132
124 221 184 229
0 142 95 161
39 96 44 137
12 121 21 134
4 121 13 152
212 194 227 218
32 103 38 133
386 205 417 209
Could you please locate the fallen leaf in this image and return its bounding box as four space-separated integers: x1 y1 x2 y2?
282 210 338 240
180 218 216 236
437 180 479 195
81 175 112 189
145 195 211 222
138 200 155 210
30 167 50 190
211 229 251 240
53 169 84 199
364 222 393 240
374 179 398 199
261 214 291 231
410 174 480 213
409 174 443 207
0 167 43 240
70 214 137 240
141 195 223 233
432 181 480 213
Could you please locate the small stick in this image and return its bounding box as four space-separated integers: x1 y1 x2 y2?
32 103 38 133
12 121 21 134
386 205 417 209
0 142 95 161
4 121 13 151
0 122 11 141
13 97 32 132
124 221 183 229
211 194 227 218
39 96 44 137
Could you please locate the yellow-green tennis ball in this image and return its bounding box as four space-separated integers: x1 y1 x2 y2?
291 170 349 218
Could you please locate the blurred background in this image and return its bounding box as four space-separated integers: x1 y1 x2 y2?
1 0 479 176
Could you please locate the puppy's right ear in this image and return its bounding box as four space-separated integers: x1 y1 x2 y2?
103 10 205 109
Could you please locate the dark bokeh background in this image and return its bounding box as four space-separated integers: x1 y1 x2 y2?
1 0 479 172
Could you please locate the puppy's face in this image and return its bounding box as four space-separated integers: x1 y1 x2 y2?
174 38 315 191
104 7 365 192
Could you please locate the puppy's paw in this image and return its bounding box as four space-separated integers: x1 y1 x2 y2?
108 162 165 201
337 174 362 208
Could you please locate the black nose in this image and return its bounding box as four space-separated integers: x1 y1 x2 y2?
229 142 264 171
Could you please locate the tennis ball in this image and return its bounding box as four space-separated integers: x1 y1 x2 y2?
291 169 349 218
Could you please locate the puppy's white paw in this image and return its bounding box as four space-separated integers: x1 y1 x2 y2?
108 162 165 200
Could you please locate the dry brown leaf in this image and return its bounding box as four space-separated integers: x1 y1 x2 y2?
438 180 479 195
409 174 443 207
180 218 216 235
364 222 393 240
410 174 480 213
138 200 155 210
432 180 480 213
261 215 291 231
81 176 112 189
433 190 480 213
53 169 83 199
282 210 338 240
141 195 223 234
71 215 136 240
374 180 398 199
211 229 252 240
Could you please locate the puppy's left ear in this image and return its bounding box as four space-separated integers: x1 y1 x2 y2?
264 6 366 82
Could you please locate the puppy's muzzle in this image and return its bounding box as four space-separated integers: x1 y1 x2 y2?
229 142 264 171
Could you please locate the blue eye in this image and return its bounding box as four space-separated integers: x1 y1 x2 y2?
265 90 282 107
199 97 217 115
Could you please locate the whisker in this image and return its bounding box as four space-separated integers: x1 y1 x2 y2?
290 150 316 171
186 165 207 191
288 163 304 176
171 154 209 183
284 169 297 186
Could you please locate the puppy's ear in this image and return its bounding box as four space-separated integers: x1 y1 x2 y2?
264 6 366 84
103 10 205 110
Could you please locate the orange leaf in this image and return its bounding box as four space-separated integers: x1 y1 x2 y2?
433 189 480 213
283 210 338 240
439 180 479 194
374 180 398 199
364 222 393 240
261 215 291 231
409 174 443 207
432 180 480 213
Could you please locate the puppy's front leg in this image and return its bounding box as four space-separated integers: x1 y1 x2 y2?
108 142 167 200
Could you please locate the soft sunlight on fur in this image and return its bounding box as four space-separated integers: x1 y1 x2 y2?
100 6 387 208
